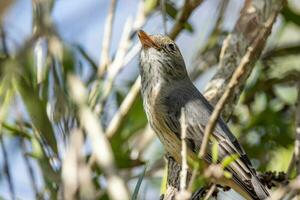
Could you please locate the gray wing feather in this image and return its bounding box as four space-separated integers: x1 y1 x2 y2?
162 83 268 199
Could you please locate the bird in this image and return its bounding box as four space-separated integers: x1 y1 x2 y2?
137 30 269 200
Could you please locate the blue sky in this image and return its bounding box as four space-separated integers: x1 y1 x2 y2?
0 0 246 199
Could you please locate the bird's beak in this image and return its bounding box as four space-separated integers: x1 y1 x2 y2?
138 30 159 49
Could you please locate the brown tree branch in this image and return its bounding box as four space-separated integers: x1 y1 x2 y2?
176 109 190 200
0 0 14 21
168 0 204 39
161 0 167 34
98 0 118 76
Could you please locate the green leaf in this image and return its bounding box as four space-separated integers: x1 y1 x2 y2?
165 2 194 33
0 86 13 123
110 94 147 168
183 22 194 33
2 123 31 139
187 156 203 171
221 154 239 168
267 146 293 172
282 6 300 27
61 46 76 81
191 176 205 192
132 166 147 200
144 0 159 15
211 140 218 164
165 2 177 18
75 44 98 72
30 137 60 184
14 76 58 154
160 164 168 194
274 85 298 105
223 171 232 179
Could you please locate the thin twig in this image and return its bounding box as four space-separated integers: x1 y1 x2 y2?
106 76 141 138
82 108 130 200
0 27 9 57
133 1 146 31
98 0 118 76
90 0 145 113
0 79 14 200
95 18 133 114
177 108 190 200
168 0 204 39
203 184 216 200
180 108 188 191
87 0 147 167
68 75 130 200
32 0 54 36
161 0 167 34
62 128 96 200
2 122 31 139
0 135 16 200
175 111 191 200
0 0 14 21
62 128 82 200
21 139 39 198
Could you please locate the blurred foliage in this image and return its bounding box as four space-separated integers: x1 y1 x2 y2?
111 94 146 168
231 43 299 172
0 0 300 200
231 62 297 171
282 6 300 26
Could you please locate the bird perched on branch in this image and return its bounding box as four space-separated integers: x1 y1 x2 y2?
137 30 269 200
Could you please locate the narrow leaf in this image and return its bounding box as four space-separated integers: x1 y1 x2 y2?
212 140 218 163
132 166 147 200
221 154 239 168
14 77 58 154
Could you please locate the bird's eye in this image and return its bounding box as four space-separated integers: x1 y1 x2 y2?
167 43 176 51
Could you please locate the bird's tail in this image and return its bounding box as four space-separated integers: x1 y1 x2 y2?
228 170 269 200
250 175 269 200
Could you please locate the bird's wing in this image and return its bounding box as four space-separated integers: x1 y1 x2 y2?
164 97 253 170
163 89 253 168
163 88 268 199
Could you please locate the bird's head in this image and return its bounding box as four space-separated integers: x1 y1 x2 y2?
138 30 188 82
